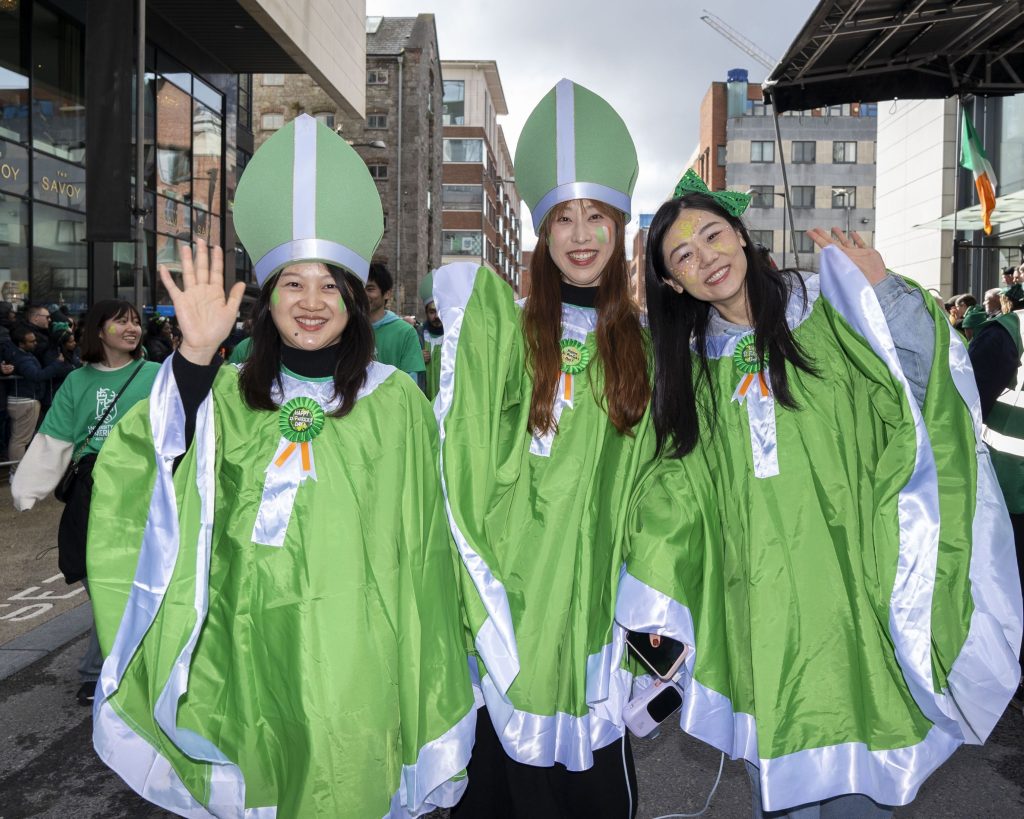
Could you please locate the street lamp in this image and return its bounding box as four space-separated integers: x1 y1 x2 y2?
747 188 789 269
831 188 853 236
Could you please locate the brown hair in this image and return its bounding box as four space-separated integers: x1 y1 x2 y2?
79 300 143 364
523 200 650 435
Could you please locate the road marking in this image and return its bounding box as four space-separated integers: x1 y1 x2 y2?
0 573 83 622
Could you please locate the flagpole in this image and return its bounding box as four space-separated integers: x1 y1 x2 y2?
952 96 963 291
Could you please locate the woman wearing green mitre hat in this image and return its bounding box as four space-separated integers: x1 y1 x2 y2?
86 114 475 818
632 174 1022 816
433 80 720 817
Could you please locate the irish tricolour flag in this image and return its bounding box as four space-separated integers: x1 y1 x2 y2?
961 111 998 235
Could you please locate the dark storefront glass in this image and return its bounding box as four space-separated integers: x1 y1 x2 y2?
0 140 29 197
31 4 85 163
0 194 30 307
0 3 30 146
33 151 86 212
32 202 87 309
156 78 192 204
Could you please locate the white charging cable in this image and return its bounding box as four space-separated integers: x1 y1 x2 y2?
650 751 726 818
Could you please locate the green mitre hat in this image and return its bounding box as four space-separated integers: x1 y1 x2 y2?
418 270 435 306
233 114 384 286
514 78 638 232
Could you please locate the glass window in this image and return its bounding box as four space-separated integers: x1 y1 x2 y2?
443 230 482 256
314 111 335 130
792 141 816 163
442 184 482 210
237 74 252 131
31 202 87 307
367 69 388 85
156 194 189 234
792 186 815 208
748 185 775 208
444 138 483 163
0 2 30 145
833 141 857 163
749 230 773 251
717 145 727 166
192 101 222 215
860 103 878 117
0 194 29 307
367 113 387 129
261 112 284 131
156 78 192 203
0 140 29 197
794 232 816 253
443 80 465 125
33 152 86 212
831 186 856 208
261 74 284 86
31 5 85 162
192 76 223 115
751 141 774 163
368 163 388 180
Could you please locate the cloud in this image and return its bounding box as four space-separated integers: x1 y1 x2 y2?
368 0 819 251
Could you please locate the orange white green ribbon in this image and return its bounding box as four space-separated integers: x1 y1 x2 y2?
731 334 780 478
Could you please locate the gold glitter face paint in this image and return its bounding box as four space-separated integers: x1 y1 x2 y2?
106 324 118 334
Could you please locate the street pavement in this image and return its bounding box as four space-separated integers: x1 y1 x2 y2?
1 496 1022 817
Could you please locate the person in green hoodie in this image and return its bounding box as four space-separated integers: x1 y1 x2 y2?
367 261 426 382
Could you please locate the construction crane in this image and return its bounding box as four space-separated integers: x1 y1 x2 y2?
699 9 778 71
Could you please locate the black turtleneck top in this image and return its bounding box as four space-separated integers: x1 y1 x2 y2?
172 341 341 458
559 281 599 308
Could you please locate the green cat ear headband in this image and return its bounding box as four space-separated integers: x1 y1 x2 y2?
673 169 751 217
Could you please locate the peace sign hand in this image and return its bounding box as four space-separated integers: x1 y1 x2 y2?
806 227 887 286
159 242 245 365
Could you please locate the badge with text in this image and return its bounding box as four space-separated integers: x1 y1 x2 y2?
560 338 591 375
732 335 770 403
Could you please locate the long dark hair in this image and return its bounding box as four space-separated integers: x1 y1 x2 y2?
522 200 650 436
79 300 143 364
645 193 816 457
238 266 374 419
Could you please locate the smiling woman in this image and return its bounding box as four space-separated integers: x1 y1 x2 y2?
82 115 476 819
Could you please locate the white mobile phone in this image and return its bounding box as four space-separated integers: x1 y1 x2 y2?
623 678 684 738
625 632 691 681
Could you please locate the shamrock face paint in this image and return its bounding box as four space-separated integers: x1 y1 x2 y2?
660 207 751 324
269 262 350 351
594 226 609 245
547 199 616 287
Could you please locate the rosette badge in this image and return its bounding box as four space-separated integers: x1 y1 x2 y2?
732 334 770 403
279 397 326 443
560 338 591 375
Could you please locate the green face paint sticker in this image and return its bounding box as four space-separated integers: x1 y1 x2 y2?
271 288 280 306
278 396 326 443
337 296 346 313
595 226 608 244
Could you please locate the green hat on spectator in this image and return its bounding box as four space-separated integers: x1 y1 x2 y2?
1005 283 1024 305
961 305 990 331
514 78 638 232
233 114 384 287
418 271 435 307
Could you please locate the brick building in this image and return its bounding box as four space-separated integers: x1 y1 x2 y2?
440 60 522 292
252 15 443 315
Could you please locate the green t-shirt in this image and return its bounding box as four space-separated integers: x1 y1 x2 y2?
228 337 252 364
373 311 426 376
39 360 160 455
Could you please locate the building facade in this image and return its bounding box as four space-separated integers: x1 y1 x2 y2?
0 0 366 314
440 60 522 292
690 70 878 273
628 213 654 309
251 15 442 316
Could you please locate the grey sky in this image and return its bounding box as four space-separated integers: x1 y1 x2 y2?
367 0 820 248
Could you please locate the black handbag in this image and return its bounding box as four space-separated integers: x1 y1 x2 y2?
54 360 146 503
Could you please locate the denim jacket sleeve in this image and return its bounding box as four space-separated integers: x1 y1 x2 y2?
873 273 935 409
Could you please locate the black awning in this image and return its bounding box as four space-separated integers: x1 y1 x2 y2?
763 0 1024 112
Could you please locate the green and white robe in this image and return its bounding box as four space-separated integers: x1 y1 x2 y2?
433 261 717 771
617 246 1023 811
422 329 444 402
87 359 476 818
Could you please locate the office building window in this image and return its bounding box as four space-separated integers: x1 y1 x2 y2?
717 145 727 166
367 163 388 180
368 69 388 85
792 141 816 163
261 74 284 86
314 111 335 130
792 186 815 208
443 230 482 256
237 74 252 131
751 141 774 163
833 141 857 163
443 80 465 125
749 230 773 251
748 186 775 208
444 138 483 163
261 112 284 131
794 232 816 253
367 113 388 129
442 184 483 210
831 186 856 208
